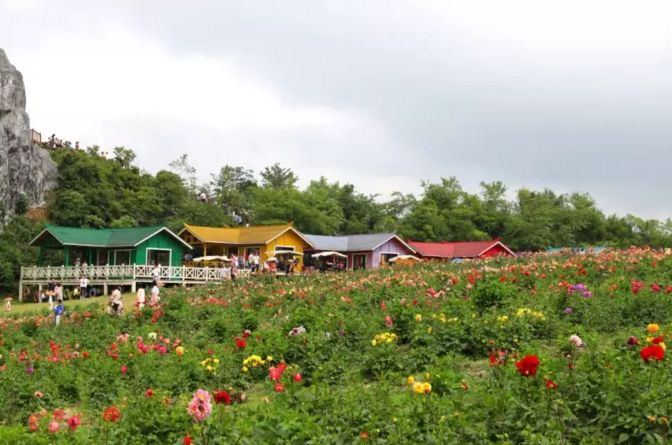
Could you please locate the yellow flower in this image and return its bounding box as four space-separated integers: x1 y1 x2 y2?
422 382 432 394
175 346 185 357
372 339 378 346
647 323 660 333
242 366 249 372
415 314 422 322
427 327 432 334
266 355 273 362
407 376 415 385
413 382 425 394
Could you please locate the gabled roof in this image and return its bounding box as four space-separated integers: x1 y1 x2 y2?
29 225 192 249
305 233 416 253
180 223 314 247
408 240 515 259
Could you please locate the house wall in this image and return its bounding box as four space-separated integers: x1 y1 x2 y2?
346 252 371 270
134 231 185 266
265 230 309 271
480 244 512 258
372 238 415 268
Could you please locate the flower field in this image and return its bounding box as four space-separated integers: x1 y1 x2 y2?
3 249 672 443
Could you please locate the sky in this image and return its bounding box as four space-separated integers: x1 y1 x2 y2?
1 0 672 219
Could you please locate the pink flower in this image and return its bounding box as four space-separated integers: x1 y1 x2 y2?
187 389 212 422
120 364 128 375
384 316 393 328
48 420 60 433
274 383 284 393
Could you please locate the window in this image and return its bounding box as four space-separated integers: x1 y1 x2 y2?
275 245 295 252
147 249 171 266
113 250 131 265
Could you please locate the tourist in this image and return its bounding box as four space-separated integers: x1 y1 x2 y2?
54 299 64 326
54 282 63 302
46 279 56 300
136 286 146 310
150 283 160 306
250 251 259 273
230 254 238 281
79 276 88 300
152 264 161 286
110 287 123 315
47 289 54 311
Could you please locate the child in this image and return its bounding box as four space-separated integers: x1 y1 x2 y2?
54 299 64 326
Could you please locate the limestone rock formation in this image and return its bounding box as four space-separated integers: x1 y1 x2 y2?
0 48 57 222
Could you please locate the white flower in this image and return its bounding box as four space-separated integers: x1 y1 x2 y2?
148 332 158 340
569 334 584 348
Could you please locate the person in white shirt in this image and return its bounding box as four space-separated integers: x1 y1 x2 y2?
136 287 146 310
250 252 260 273
150 284 160 306
79 276 88 300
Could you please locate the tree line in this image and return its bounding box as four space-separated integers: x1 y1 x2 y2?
1 145 671 292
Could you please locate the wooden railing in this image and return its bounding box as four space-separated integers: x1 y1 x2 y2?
19 265 252 282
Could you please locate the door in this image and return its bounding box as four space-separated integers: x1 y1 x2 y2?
353 254 367 270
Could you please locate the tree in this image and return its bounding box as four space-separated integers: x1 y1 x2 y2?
169 154 198 193
260 163 298 189
211 165 257 224
113 146 137 169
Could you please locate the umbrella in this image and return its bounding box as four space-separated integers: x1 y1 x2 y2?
266 256 278 263
192 255 230 262
388 255 420 262
311 251 347 259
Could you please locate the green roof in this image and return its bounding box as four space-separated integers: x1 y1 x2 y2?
30 225 192 249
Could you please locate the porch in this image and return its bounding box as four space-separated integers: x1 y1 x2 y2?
19 264 251 301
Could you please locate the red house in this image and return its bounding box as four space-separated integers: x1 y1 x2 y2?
408 240 515 260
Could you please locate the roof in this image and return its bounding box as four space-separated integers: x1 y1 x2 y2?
305 233 415 253
180 223 314 247
408 240 515 259
30 225 192 249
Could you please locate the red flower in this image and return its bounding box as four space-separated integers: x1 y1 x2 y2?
269 366 283 381
274 383 284 393
360 431 369 440
293 373 303 383
489 351 506 366
641 345 665 362
183 435 193 445
82 351 90 359
234 337 247 350
67 415 81 431
120 364 128 375
545 379 558 390
243 329 252 338
214 390 231 405
53 408 66 421
515 355 540 377
652 336 665 345
145 388 154 398
102 406 121 423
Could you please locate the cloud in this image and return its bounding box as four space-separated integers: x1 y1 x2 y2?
2 0 672 218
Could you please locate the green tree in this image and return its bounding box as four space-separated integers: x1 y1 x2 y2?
260 163 298 189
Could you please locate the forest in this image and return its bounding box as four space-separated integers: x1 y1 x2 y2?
1 144 671 293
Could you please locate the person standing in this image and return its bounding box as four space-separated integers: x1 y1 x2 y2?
150 284 160 306
250 251 259 273
152 264 161 286
230 254 238 281
54 299 64 326
136 286 146 310
79 276 88 300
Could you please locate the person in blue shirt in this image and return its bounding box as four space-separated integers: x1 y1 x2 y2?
54 299 64 326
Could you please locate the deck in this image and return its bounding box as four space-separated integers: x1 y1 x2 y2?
19 265 250 301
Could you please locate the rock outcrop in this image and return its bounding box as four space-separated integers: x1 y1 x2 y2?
0 48 57 222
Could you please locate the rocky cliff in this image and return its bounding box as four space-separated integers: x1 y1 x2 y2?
0 48 57 222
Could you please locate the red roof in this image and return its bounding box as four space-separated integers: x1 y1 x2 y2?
408 240 515 259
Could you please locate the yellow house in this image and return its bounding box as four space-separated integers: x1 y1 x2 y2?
178 223 314 271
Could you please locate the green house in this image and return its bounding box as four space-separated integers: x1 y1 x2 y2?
29 225 192 267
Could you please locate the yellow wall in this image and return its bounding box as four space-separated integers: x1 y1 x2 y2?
265 230 309 271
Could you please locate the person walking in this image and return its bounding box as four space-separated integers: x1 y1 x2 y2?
150 283 160 306
136 286 146 310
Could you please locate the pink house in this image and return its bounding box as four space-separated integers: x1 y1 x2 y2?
305 233 416 270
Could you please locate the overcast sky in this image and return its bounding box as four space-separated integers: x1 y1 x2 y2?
2 0 672 218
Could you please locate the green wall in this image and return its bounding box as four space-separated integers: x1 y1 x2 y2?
133 230 185 266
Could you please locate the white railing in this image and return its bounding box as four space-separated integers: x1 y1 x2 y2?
20 265 243 282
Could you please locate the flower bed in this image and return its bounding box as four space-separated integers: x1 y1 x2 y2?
1 248 672 442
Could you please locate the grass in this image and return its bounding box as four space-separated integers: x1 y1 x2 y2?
2 293 138 316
